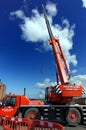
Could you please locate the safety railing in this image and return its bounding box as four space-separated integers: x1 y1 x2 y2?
3 117 64 130
3 117 31 130
31 120 64 130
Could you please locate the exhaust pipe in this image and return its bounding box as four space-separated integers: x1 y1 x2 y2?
24 88 26 96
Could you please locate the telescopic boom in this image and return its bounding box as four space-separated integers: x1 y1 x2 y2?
42 4 70 84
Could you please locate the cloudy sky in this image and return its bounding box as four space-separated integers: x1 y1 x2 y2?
0 0 86 98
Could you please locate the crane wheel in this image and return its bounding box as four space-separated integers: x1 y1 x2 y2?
24 108 41 120
66 108 81 125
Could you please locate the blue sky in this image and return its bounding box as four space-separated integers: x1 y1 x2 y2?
0 0 86 98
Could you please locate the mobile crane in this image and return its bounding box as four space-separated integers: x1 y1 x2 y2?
0 5 86 126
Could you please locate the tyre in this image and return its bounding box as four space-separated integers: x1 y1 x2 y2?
24 108 41 120
66 108 81 125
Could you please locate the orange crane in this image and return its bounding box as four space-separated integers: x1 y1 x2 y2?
42 5 84 104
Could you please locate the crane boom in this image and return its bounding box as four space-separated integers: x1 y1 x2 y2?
42 4 70 84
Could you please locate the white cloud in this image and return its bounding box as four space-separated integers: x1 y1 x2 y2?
70 75 86 96
35 78 56 98
39 90 45 99
71 69 77 74
35 78 56 89
10 2 77 66
10 10 25 19
82 0 86 8
70 75 86 88
46 1 57 16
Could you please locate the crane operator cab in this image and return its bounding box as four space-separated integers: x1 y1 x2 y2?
45 86 54 104
45 85 73 105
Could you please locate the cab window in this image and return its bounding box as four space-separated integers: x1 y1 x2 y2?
2 97 16 106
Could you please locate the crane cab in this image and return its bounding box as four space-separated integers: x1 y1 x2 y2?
45 86 55 103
